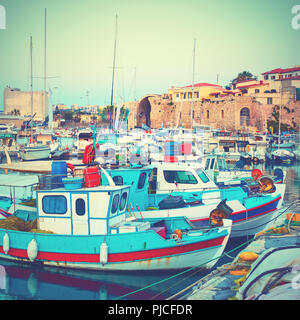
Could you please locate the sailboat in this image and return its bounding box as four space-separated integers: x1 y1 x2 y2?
19 36 51 161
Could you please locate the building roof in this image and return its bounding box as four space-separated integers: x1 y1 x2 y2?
182 82 222 88
237 82 269 89
262 66 300 75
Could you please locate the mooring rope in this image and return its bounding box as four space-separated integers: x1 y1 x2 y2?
114 200 300 300
114 236 254 300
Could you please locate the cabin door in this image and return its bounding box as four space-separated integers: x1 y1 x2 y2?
71 194 89 235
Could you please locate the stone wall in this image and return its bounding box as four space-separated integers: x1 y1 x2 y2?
128 94 300 132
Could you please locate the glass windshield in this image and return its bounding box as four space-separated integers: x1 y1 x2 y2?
195 169 210 183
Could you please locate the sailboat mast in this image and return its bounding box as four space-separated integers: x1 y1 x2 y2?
190 38 196 129
279 82 282 147
44 8 47 96
110 14 118 130
30 35 33 141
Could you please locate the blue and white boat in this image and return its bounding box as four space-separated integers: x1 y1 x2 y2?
100 162 286 238
0 164 231 271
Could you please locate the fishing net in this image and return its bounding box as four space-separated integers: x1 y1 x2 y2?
0 216 37 232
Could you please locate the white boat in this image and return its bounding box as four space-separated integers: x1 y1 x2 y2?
19 144 51 161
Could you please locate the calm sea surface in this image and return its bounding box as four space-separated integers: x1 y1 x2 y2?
0 150 299 300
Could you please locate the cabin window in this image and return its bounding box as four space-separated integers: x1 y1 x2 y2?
195 169 210 183
42 195 67 214
210 158 215 169
113 176 123 186
163 170 198 184
111 194 120 214
205 159 210 170
217 158 225 170
75 198 86 216
119 192 128 211
137 172 147 189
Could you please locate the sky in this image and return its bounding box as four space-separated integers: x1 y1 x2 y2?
0 0 299 108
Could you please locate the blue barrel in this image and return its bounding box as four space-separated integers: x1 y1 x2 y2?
51 161 67 188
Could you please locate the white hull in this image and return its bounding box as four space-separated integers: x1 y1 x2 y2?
19 146 51 161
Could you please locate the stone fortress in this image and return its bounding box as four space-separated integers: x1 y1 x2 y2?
126 66 300 132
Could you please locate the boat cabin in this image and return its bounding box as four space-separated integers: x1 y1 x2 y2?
37 183 131 235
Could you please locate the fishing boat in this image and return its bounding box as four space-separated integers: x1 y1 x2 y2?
97 162 286 238
0 163 231 271
265 143 296 164
19 144 51 161
18 37 51 162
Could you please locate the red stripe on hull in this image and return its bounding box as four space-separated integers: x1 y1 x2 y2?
0 236 225 264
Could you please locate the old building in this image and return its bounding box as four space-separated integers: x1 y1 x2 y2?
3 87 49 121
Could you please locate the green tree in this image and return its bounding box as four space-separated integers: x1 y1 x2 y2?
62 110 74 121
230 71 257 88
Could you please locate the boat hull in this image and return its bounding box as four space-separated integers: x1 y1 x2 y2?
0 222 230 271
141 189 284 238
19 146 51 161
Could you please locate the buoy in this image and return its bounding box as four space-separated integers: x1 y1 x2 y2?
239 251 259 262
251 168 262 181
27 238 38 262
3 233 9 254
100 240 108 265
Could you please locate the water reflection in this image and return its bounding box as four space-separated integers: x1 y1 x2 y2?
0 259 208 300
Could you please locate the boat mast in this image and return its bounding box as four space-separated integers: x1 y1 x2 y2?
109 14 118 130
190 38 196 129
30 35 33 142
279 82 282 147
44 8 47 108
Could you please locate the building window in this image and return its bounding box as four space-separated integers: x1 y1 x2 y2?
221 110 224 119
267 97 273 104
195 92 199 99
75 198 86 216
271 76 275 80
207 110 209 119
188 92 192 99
42 195 67 214
255 89 260 93
183 93 186 99
264 75 269 80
